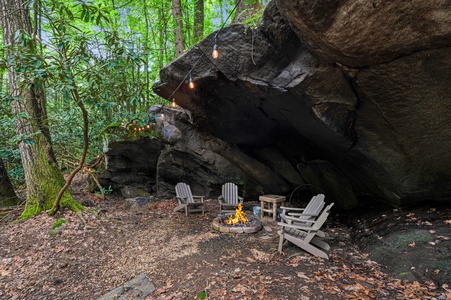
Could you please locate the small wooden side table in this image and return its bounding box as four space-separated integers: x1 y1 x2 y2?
259 194 286 221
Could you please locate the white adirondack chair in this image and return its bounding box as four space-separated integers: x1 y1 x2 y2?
280 194 325 225
278 203 334 259
218 182 243 214
173 182 205 216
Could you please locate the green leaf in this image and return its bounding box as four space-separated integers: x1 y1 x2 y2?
23 139 35 145
198 291 207 299
18 112 31 119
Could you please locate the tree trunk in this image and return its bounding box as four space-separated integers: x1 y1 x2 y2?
0 0 82 218
232 0 263 24
193 0 204 43
0 157 18 206
172 0 185 56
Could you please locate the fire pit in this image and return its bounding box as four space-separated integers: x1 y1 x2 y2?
212 204 262 233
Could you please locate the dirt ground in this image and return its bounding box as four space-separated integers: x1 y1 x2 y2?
1 175 450 300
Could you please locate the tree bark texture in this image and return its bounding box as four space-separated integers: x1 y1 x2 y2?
193 0 204 43
0 0 81 218
172 0 185 56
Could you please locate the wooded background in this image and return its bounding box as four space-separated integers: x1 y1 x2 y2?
0 0 265 217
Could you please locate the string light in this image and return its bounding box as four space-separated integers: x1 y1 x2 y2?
212 39 219 59
189 73 195 89
164 0 242 106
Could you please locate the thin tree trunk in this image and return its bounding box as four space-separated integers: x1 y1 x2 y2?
143 0 150 102
193 0 204 43
0 0 82 218
50 87 88 215
172 0 185 56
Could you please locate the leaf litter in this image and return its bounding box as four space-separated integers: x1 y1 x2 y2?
0 176 449 299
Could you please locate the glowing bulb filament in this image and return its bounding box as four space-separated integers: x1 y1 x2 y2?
212 44 219 59
189 74 195 89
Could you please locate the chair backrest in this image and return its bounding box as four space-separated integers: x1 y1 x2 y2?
310 203 334 231
221 182 239 204
297 194 325 220
175 182 194 203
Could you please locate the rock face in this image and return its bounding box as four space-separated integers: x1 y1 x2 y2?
152 0 451 209
98 107 270 199
98 138 164 197
0 158 18 206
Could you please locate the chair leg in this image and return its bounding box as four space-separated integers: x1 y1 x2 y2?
278 230 284 252
311 237 330 251
284 234 329 259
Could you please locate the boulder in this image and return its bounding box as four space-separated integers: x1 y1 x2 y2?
275 0 451 67
152 1 451 208
0 158 18 206
97 137 164 195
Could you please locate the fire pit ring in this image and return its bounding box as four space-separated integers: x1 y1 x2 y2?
212 215 262 234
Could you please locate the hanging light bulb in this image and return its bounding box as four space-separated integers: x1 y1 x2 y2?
171 98 176 107
189 73 195 89
212 38 219 59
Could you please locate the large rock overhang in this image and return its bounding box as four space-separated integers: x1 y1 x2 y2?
153 1 451 207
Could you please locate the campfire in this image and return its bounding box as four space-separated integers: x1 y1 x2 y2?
226 204 248 225
212 204 262 234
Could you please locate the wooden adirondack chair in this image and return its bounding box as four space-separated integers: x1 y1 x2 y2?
173 182 205 216
278 203 334 259
218 182 243 214
280 194 325 225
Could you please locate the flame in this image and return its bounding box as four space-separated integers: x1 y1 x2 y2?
226 204 248 225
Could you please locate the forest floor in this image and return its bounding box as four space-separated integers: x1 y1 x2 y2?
0 174 450 300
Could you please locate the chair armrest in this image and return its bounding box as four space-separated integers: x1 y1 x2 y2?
278 222 314 231
285 213 319 217
281 215 316 224
280 206 305 210
280 206 306 212
176 196 188 204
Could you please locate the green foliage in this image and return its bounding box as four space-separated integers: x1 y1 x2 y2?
197 291 207 299
0 97 24 187
95 185 112 196
242 8 264 29
0 0 264 190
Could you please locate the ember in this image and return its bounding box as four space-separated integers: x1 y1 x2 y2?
226 204 248 225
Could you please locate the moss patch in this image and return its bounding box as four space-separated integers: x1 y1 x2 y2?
49 218 67 236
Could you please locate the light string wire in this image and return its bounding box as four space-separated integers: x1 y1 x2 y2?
165 0 243 104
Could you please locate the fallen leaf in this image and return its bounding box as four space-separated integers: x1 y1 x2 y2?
408 242 416 247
